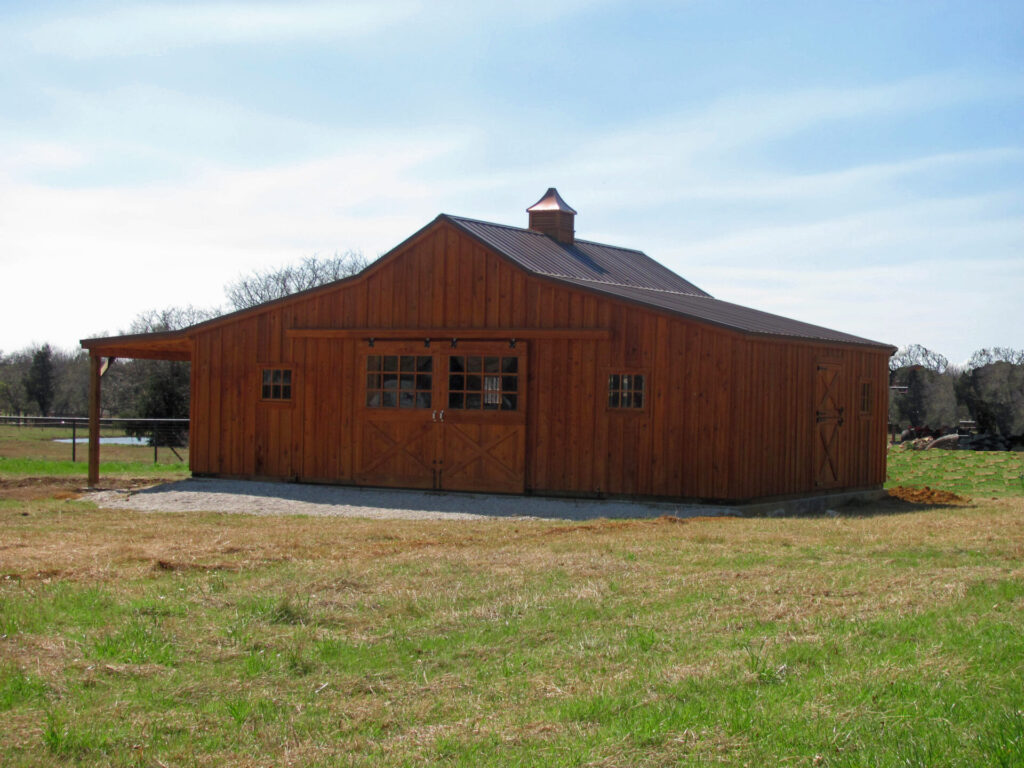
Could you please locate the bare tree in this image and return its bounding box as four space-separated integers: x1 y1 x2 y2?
889 344 949 374
129 304 222 334
224 251 369 311
966 347 1024 369
51 349 91 416
0 350 31 414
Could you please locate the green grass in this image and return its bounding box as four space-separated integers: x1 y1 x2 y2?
886 445 1024 497
1 490 1022 766
0 424 189 479
0 456 188 478
0 424 189 469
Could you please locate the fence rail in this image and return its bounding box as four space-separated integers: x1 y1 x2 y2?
0 415 190 464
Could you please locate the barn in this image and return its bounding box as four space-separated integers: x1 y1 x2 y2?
81 189 895 502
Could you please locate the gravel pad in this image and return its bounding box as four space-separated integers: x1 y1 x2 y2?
86 477 725 521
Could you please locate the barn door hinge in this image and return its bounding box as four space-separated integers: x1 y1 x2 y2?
817 411 845 426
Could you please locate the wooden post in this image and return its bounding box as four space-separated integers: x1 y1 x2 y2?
71 420 76 463
88 355 101 487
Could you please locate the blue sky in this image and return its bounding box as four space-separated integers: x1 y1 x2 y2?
1 0 1021 364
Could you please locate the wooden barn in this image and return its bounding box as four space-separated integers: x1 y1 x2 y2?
82 189 894 502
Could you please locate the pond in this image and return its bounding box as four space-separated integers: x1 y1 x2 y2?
53 436 151 445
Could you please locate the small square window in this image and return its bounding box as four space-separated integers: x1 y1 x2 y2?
608 372 644 410
261 368 293 401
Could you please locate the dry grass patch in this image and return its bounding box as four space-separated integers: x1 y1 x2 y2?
1 489 1023 766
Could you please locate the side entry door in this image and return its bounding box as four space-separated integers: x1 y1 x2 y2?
814 361 845 489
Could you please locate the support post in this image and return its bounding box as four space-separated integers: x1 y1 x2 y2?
88 355 101 487
72 420 76 463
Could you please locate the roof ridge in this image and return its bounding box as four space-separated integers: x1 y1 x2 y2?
443 213 649 256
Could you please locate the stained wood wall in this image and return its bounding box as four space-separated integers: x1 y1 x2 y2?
188 222 890 500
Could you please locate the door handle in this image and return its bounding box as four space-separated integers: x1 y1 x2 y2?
439 409 445 422
432 410 437 422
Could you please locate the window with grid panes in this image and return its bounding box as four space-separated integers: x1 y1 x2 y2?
261 369 292 400
365 355 433 408
608 373 644 409
860 381 873 415
448 356 518 411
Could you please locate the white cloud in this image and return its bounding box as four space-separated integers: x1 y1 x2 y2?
575 74 1024 175
690 257 1024 365
655 192 1023 267
1 74 1020 365
0 131 478 351
642 148 1024 205
22 1 420 58
0 140 91 175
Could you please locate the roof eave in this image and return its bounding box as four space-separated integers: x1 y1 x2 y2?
80 329 192 361
538 274 896 352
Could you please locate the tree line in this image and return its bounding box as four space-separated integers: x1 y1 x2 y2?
0 252 368 420
889 344 1024 439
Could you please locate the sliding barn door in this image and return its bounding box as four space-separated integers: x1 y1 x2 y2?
353 342 527 493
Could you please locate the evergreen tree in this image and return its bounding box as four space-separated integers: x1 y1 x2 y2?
23 344 56 415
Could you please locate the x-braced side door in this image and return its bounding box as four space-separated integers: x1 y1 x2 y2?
814 361 845 489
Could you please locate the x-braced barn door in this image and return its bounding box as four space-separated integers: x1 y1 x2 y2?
439 344 526 494
814 361 845 489
354 342 527 493
355 345 438 489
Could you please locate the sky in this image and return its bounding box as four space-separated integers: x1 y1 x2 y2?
0 0 1021 365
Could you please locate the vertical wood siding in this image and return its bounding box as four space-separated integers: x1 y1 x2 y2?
188 222 890 500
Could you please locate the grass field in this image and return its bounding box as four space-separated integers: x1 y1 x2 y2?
2 471 1024 765
0 425 188 480
885 445 1024 498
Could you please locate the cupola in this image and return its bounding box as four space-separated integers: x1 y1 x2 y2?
527 187 576 244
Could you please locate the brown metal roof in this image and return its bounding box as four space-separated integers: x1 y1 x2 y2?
554 278 890 347
445 215 710 297
445 215 892 349
80 211 893 355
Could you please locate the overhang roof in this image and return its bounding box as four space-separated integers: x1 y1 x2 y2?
80 329 191 360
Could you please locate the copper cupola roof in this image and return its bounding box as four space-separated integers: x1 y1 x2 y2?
526 187 578 214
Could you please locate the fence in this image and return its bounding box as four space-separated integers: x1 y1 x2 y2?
0 415 190 464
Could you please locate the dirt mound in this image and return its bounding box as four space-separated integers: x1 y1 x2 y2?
887 485 969 505
0 476 156 501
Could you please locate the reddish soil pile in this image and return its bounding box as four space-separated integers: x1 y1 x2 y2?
887 485 969 505
0 476 155 501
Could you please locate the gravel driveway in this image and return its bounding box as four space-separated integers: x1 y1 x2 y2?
86 477 733 521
